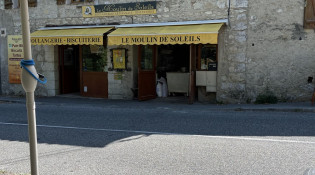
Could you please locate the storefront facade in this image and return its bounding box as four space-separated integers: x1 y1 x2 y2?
30 26 113 98
0 0 315 103
106 21 224 102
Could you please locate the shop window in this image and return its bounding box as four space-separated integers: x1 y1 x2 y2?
82 45 107 72
157 45 189 73
304 0 315 29
199 45 217 71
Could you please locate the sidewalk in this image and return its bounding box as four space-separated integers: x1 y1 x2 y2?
0 95 315 112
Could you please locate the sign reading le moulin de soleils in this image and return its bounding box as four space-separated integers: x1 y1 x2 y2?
82 1 157 17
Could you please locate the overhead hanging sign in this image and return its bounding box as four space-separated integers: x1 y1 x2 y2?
7 35 24 84
82 1 157 17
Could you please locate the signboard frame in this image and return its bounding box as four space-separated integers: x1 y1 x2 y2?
7 35 24 84
82 1 157 17
111 48 127 70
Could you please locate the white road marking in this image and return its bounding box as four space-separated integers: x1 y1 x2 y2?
1 122 315 144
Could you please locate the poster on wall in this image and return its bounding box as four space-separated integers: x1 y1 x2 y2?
113 49 126 69
7 35 24 84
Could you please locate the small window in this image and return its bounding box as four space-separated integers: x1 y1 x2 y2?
57 0 66 5
28 0 37 7
304 0 315 29
72 0 84 3
5 0 37 9
5 0 13 9
57 0 93 5
71 0 94 3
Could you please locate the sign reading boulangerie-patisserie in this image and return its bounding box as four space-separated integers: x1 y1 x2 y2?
82 1 157 17
7 35 24 84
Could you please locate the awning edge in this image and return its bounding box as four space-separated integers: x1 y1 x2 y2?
31 27 113 45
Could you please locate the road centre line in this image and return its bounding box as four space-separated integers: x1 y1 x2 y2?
1 122 315 145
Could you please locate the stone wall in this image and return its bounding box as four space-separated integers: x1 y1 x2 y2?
0 6 25 96
31 45 59 96
216 0 315 103
245 0 315 102
107 45 135 100
217 0 249 103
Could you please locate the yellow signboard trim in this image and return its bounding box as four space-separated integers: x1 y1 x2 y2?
108 33 219 45
31 36 103 45
31 27 113 45
107 23 224 45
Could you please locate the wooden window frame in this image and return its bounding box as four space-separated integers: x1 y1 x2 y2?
304 0 315 29
57 0 66 5
71 0 94 4
5 0 13 9
28 0 37 7
197 44 218 71
57 0 94 5
5 0 37 9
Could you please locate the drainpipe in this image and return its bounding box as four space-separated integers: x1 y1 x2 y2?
20 0 39 175
0 56 1 95
228 0 231 27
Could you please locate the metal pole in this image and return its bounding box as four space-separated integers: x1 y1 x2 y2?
20 0 39 175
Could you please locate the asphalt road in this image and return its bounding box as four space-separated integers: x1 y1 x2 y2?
0 99 315 175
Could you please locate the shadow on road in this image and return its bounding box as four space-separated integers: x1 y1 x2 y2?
0 96 315 148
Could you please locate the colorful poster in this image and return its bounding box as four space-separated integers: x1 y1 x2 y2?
8 35 24 84
113 49 126 69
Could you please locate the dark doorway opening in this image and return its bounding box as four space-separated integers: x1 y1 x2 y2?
137 44 196 102
157 45 190 98
157 45 190 74
59 45 80 94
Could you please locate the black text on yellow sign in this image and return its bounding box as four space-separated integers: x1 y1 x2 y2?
31 37 103 45
121 35 201 44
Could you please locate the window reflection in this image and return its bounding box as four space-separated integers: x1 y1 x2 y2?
82 45 107 72
141 45 153 70
201 44 217 71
